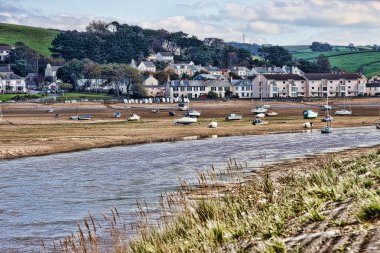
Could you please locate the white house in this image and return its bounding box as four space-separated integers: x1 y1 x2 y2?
45 64 62 82
166 80 230 99
0 72 26 93
0 45 11 62
252 74 307 98
204 66 222 76
143 75 165 97
231 66 250 78
366 82 380 96
138 61 156 73
231 79 253 98
304 73 366 97
156 52 174 62
164 61 203 77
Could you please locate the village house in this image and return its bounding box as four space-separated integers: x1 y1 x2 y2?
204 66 222 76
0 45 12 62
166 80 230 99
137 61 156 73
249 66 304 76
366 82 380 96
164 61 203 77
156 52 174 62
231 66 250 78
45 64 62 82
0 71 26 93
231 79 253 98
252 74 307 98
304 73 366 97
143 75 165 97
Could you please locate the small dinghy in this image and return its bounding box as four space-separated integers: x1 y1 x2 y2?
113 112 121 118
185 109 201 118
208 121 218 128
225 113 242 121
335 109 352 116
321 115 333 122
321 125 332 134
78 115 92 120
266 111 278 117
128 114 140 121
256 113 266 118
178 103 188 111
47 108 54 113
251 107 267 114
174 117 197 125
252 118 268 125
169 111 176 116
303 110 318 119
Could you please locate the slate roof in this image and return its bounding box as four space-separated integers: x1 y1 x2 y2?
0 46 11 51
157 52 173 57
231 80 252 86
366 82 380 88
304 73 363 80
0 73 24 80
169 80 230 87
263 74 306 81
141 61 156 68
0 66 13 73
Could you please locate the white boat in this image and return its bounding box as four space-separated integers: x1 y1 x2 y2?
78 115 92 120
256 113 266 118
47 108 54 113
70 115 79 120
321 115 333 122
225 114 242 121
321 96 332 134
376 121 380 129
178 103 188 111
303 110 318 119
335 109 352 116
320 105 332 111
185 109 201 118
252 118 268 125
251 107 267 114
113 112 121 118
128 114 141 121
266 111 278 117
174 117 197 125
208 121 218 128
303 122 314 128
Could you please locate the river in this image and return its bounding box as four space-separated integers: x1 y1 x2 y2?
1 126 380 252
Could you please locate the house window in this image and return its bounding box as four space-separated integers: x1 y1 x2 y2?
312 87 314 90
187 87 192 91
301 81 304 83
180 87 185 91
218 87 223 91
200 87 205 91
283 81 285 84
330 81 333 83
348 80 351 83
211 87 216 91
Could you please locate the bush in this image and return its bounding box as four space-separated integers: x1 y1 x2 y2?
207 91 219 99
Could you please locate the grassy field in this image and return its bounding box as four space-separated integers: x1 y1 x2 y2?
58 92 113 101
0 93 42 102
0 23 59 57
286 45 380 78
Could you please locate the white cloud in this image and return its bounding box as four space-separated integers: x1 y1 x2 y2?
249 21 280 34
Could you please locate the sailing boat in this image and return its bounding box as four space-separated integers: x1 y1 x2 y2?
321 96 332 134
335 96 352 116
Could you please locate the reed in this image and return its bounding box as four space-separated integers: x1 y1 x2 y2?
50 149 380 252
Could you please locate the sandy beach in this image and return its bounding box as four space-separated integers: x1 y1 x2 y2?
0 98 379 160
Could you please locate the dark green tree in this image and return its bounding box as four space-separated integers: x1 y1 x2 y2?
259 46 292 66
316 54 331 73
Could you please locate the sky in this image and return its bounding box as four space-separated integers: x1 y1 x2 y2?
1 0 380 45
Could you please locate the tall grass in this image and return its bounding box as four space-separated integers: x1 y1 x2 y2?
47 150 380 252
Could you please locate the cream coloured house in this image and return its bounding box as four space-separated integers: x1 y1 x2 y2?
143 75 165 97
252 74 307 98
138 61 156 73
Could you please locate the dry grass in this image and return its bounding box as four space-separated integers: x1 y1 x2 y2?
45 149 380 252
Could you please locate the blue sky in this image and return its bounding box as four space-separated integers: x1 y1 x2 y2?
1 0 380 45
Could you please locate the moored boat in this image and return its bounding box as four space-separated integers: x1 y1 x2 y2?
335 109 352 116
169 111 176 116
174 117 197 125
78 115 92 120
256 113 265 118
321 125 332 134
208 121 218 128
225 113 242 121
303 110 318 119
113 112 121 118
321 115 333 122
320 105 332 111
185 109 201 118
266 111 278 117
252 118 268 125
251 107 267 114
128 114 141 121
178 103 188 111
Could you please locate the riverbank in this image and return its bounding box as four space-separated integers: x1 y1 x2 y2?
56 143 380 252
0 99 379 159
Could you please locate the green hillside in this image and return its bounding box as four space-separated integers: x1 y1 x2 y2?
285 45 380 78
0 23 59 57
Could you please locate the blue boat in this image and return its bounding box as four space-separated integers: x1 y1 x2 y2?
303 110 318 119
321 125 332 134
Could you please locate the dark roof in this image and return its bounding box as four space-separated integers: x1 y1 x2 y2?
232 80 252 86
0 46 11 51
367 82 380 88
141 61 156 68
0 66 13 73
304 73 362 80
158 52 173 57
262 74 305 81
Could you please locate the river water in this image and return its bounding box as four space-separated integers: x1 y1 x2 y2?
1 126 380 252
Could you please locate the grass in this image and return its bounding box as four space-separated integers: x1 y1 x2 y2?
0 23 59 57
48 149 380 252
286 45 380 78
0 93 43 102
58 92 114 101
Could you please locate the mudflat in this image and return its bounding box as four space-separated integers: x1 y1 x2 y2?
0 99 378 159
